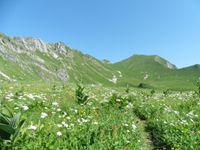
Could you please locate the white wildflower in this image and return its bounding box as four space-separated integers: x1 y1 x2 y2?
61 121 69 128
116 99 121 102
126 140 131 144
93 121 98 125
57 131 62 136
126 103 133 109
52 102 59 106
66 116 71 120
28 125 37 130
62 112 67 117
132 124 137 130
124 123 129 127
22 105 29 111
57 124 62 128
27 94 34 99
70 123 74 127
82 118 89 123
57 108 61 112
41 112 48 118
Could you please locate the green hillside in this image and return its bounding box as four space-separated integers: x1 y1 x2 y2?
0 33 200 90
111 55 175 88
0 33 118 85
168 65 200 89
111 55 200 90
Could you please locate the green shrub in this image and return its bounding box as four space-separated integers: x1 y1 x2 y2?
75 84 89 105
163 89 170 96
0 106 25 146
125 84 130 94
195 80 200 97
108 93 131 109
150 89 155 96
138 83 152 89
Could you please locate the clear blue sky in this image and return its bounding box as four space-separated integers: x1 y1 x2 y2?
0 0 200 68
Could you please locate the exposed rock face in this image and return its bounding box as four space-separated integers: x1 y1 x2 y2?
144 74 149 80
102 59 111 64
0 71 12 81
154 56 176 69
109 75 117 84
57 69 68 81
54 42 66 53
0 33 72 82
0 33 114 84
13 37 48 52
166 62 175 69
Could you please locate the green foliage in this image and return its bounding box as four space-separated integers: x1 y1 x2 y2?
14 88 24 98
195 80 200 97
108 93 132 109
138 83 152 89
150 89 155 96
138 83 146 88
1 83 199 149
0 106 25 145
132 91 200 149
163 89 170 96
1 83 147 149
75 84 89 105
125 84 130 93
52 85 56 91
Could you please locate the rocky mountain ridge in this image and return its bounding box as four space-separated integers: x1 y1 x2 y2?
0 33 199 89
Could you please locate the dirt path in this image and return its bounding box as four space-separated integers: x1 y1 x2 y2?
137 119 154 150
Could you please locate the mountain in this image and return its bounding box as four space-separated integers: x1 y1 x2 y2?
111 55 200 89
168 64 200 81
111 55 175 87
0 33 119 85
113 55 177 70
0 33 199 90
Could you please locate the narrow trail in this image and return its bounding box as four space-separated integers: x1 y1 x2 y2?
137 119 154 150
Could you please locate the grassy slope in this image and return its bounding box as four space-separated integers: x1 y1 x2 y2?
68 51 115 85
111 55 174 87
0 33 116 85
111 55 200 90
0 33 200 90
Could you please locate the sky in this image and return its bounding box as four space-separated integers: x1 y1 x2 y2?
0 0 200 68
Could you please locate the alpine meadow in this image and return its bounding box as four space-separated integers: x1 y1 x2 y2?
1 0 200 150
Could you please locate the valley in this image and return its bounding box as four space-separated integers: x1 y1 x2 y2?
0 33 200 149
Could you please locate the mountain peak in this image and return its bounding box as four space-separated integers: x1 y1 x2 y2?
120 54 177 70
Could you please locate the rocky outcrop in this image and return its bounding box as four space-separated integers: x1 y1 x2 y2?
0 33 71 82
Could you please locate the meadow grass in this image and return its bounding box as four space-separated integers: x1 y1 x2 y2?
0 82 199 149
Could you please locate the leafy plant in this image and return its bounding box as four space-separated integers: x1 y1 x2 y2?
195 80 200 97
150 89 155 96
52 85 56 91
163 89 170 96
125 84 130 94
75 84 89 105
0 106 25 145
108 93 131 109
